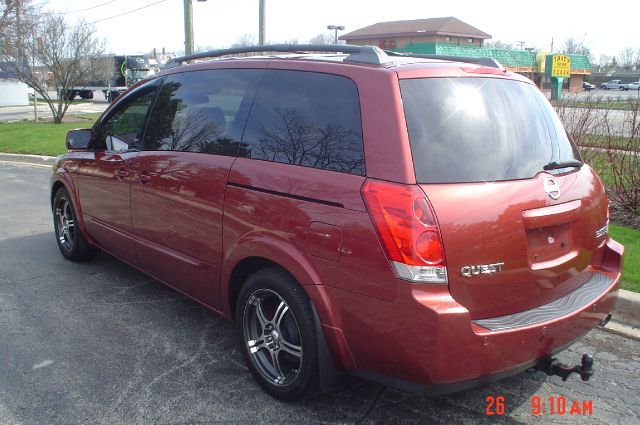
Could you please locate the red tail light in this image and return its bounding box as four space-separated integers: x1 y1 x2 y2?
362 180 447 283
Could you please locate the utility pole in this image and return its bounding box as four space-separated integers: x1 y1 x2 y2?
184 0 194 55
33 88 38 123
15 0 21 47
259 0 266 45
516 40 525 50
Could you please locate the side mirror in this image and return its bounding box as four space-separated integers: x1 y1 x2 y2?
66 129 92 150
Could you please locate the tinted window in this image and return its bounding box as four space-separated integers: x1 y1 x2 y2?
96 83 158 151
241 70 365 175
143 69 263 155
400 78 579 183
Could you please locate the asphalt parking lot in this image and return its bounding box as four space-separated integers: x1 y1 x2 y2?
1 161 639 425
570 88 640 101
0 92 109 123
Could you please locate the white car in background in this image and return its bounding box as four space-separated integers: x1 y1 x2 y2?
621 81 640 91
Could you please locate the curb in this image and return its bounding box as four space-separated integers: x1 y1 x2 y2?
0 152 57 165
613 289 640 325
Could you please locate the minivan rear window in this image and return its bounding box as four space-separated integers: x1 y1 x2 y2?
400 78 579 183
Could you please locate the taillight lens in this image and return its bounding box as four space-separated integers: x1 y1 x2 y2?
362 180 447 283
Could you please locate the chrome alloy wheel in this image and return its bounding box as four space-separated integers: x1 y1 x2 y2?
55 198 75 250
243 289 303 386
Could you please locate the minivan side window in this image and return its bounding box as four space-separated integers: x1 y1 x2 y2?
95 82 159 151
240 70 365 176
143 69 263 156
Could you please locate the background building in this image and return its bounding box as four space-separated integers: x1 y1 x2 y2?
0 62 29 107
340 17 591 92
340 17 491 50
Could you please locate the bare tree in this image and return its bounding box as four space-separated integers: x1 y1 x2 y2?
483 40 514 50
619 47 635 66
0 0 16 29
561 37 592 60
308 33 334 45
1 0 38 55
232 34 257 48
598 54 612 68
2 13 105 123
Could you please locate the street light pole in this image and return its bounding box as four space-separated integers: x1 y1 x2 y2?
184 0 194 55
327 25 345 44
259 0 266 45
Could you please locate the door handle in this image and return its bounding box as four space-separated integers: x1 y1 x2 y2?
114 168 129 180
135 172 151 184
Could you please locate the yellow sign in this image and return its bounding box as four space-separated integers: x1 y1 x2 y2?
551 55 571 78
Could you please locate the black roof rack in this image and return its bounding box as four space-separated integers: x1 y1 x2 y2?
165 44 392 67
164 44 504 70
385 50 504 69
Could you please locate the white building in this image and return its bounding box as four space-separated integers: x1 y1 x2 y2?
0 79 30 106
0 63 30 106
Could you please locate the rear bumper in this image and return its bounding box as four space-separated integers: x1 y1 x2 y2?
319 237 623 392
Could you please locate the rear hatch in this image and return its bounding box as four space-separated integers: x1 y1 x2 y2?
399 76 609 319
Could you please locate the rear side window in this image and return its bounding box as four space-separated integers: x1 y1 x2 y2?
400 78 579 183
241 70 365 176
144 69 263 155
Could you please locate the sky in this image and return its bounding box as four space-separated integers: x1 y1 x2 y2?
44 0 638 60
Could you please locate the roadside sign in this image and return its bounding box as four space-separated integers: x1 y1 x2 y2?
545 54 571 78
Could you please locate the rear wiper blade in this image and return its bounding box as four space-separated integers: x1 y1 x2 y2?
543 159 583 171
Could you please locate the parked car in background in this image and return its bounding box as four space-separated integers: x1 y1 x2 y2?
622 81 640 91
50 44 623 401
582 81 596 91
600 80 625 90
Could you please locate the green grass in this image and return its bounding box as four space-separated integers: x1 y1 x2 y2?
580 149 639 188
578 134 638 152
582 151 615 186
553 100 640 110
610 224 640 293
0 114 100 156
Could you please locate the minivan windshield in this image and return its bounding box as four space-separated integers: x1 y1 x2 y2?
400 77 580 183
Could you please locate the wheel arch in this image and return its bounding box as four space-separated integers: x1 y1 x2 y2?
226 253 346 389
50 175 91 242
227 256 292 321
222 234 327 319
50 180 66 208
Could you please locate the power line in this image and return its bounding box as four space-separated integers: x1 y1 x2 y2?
45 1 118 15
71 0 168 27
63 1 118 14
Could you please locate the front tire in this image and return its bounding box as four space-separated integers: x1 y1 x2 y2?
236 267 319 401
53 187 97 261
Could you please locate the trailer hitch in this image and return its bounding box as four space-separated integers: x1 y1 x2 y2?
529 354 594 382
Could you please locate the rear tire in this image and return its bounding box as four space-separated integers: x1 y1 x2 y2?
52 187 97 262
236 267 319 401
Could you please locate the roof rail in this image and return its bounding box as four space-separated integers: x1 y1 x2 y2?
165 44 391 68
385 50 503 69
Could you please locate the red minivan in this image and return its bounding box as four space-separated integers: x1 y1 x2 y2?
51 45 623 401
